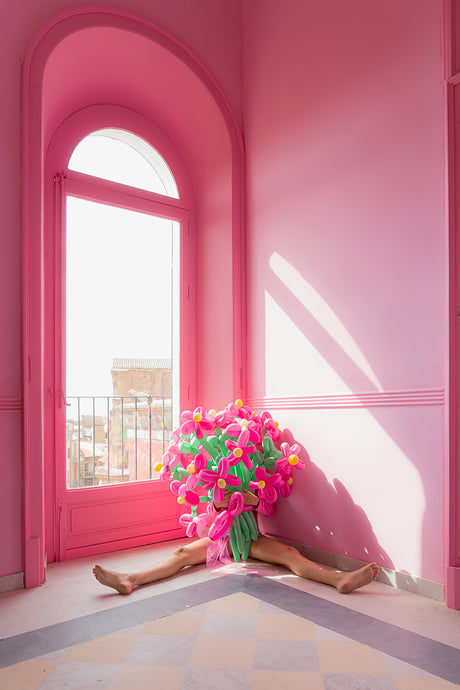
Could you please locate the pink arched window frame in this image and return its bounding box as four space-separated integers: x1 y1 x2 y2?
44 105 196 563
45 105 196 402
22 7 246 587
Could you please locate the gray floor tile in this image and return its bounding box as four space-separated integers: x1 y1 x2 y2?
126 633 196 666
37 661 121 689
181 667 252 689
199 611 258 637
322 674 398 690
254 638 320 671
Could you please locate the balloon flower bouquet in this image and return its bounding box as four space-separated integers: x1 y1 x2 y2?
157 400 306 563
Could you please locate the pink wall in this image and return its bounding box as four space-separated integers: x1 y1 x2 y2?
0 0 242 579
0 0 451 590
242 0 446 583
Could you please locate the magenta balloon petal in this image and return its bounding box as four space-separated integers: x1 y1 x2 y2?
169 480 182 495
185 490 200 506
199 469 218 484
226 474 241 488
181 420 195 435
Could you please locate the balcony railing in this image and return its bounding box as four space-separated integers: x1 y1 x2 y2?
66 396 172 489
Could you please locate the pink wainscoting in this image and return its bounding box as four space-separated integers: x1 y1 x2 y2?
242 0 446 584
0 409 23 578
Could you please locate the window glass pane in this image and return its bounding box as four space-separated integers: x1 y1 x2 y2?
65 196 180 487
68 129 179 198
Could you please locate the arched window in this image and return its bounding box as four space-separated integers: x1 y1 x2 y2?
69 129 179 197
44 106 195 561
64 129 181 489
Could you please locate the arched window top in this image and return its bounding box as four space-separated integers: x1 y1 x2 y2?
68 128 179 198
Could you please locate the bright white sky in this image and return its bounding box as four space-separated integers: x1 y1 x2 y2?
66 197 174 396
65 132 180 398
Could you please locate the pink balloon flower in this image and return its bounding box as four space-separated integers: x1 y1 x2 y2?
171 427 181 443
276 463 295 498
225 418 261 444
225 399 253 420
260 411 281 442
183 454 207 491
157 443 190 481
166 443 191 469
198 456 241 503
214 409 234 429
169 479 200 506
184 452 207 475
179 511 210 538
276 442 306 473
180 407 216 439
225 428 256 469
241 418 262 444
249 466 282 504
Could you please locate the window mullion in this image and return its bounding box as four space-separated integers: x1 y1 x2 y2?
64 169 190 221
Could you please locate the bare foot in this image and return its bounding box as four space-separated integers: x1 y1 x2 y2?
93 564 135 594
336 562 379 594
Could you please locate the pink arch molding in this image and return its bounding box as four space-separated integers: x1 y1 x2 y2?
22 6 246 587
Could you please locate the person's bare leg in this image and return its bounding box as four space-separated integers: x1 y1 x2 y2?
249 536 379 593
93 538 210 594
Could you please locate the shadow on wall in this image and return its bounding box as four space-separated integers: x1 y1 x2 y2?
259 430 394 571
253 249 442 582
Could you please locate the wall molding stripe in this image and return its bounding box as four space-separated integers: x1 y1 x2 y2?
0 398 23 411
247 388 445 411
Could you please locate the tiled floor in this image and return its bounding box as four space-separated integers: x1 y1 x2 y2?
1 538 460 689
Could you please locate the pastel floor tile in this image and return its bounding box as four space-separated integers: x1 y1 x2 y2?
143 609 205 635
184 602 209 612
0 658 59 690
125 634 196 666
322 674 398 689
317 640 392 675
314 624 352 641
37 660 121 689
35 647 72 661
1 563 460 690
394 677 460 689
252 669 325 689
181 667 253 689
256 612 315 639
188 636 256 669
117 623 146 635
254 638 320 672
383 655 433 677
62 632 139 664
257 600 288 614
206 592 259 613
199 610 258 637
108 664 185 690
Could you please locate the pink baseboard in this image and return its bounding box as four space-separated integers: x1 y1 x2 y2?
446 566 460 609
